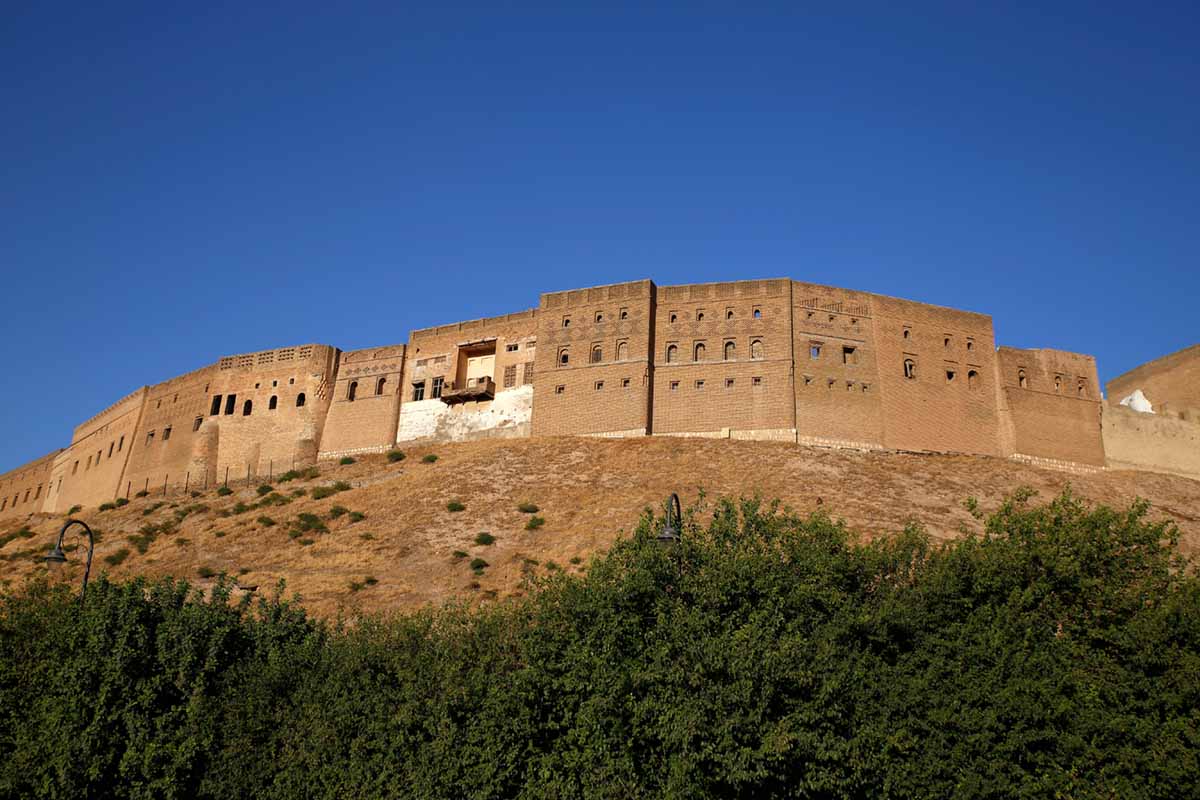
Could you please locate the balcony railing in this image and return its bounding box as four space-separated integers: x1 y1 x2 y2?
439 378 495 404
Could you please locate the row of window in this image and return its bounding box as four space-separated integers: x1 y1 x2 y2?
1017 369 1089 397
209 392 306 416
3 482 43 510
71 434 128 476
346 377 389 401
556 338 771 367
901 358 983 387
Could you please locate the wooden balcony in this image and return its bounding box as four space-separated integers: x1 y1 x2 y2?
439 378 495 405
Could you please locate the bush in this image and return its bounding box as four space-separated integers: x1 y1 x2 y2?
298 538 315 546
231 502 251 515
348 512 365 524
451 550 468 560
134 490 149 498
190 491 202 498
446 501 465 513
278 466 320 483
421 454 438 464
468 557 488 574
196 565 216 579
311 487 335 501
2 491 1197 798
517 502 539 514
359 533 375 541
525 515 545 531
386 450 406 463
474 532 495 546
102 548 130 567
114 497 129 507
216 486 233 497
257 484 274 496
329 506 348 519
339 457 356 466
98 502 116 512
66 505 82 515
256 516 276 527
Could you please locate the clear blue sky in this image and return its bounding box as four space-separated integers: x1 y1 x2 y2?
1 2 1196 471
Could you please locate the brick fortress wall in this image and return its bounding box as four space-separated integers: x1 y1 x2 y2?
2 277 1195 525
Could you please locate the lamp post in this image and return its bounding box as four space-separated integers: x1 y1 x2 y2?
43 519 95 598
655 493 682 549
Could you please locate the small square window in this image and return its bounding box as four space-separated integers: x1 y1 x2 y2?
862 383 870 392
966 338 975 351
669 312 678 323
289 378 295 385
725 308 734 320
562 316 571 328
842 345 857 365
827 378 836 389
725 378 735 389
697 310 706 321
272 380 278 387
506 343 519 352
555 384 566 394
846 381 854 391
753 307 762 319
595 312 604 323
695 380 705 391
619 308 629 319
944 336 952 349
621 377 631 388
670 381 679 391
810 343 822 359
946 369 956 383
803 374 813 385
594 380 604 391
752 376 763 387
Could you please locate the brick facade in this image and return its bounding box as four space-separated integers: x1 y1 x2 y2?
1 277 1195 521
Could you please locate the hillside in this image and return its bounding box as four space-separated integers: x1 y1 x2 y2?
2 436 1198 617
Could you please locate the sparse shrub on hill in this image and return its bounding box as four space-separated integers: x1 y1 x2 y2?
134 490 149 498
114 497 129 507
257 516 276 527
257 484 274 497
474 532 495 546
98 502 117 512
386 450 405 463
102 548 130 567
66 505 82 515
339 457 356 466
447 501 465 513
517 502 539 514
329 506 348 519
216 486 233 497
196 565 216 579
469 557 488 574
421 454 438 464
1 491 1197 798
347 512 365 523
278 466 320 483
525 515 545 531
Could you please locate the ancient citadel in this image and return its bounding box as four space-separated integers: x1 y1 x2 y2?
2 278 1198 520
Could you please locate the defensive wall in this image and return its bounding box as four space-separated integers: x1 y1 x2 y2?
1 277 1196 521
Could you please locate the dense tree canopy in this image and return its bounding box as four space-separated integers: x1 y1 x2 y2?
1 490 1197 798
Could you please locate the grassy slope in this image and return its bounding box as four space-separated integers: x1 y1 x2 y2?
2 436 1198 617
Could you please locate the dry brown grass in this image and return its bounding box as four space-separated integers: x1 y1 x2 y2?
3 436 1198 618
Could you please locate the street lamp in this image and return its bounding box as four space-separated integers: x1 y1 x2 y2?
655 493 682 549
44 519 95 598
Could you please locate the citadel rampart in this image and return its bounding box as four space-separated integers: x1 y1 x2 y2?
1 277 1196 521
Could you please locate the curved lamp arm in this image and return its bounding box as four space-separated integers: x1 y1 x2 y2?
655 493 683 548
44 518 95 598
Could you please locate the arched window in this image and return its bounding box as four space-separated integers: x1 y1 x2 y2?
242 399 253 416
348 381 358 401
724 341 735 360
1077 379 1086 398
591 345 603 364
376 376 387 395
904 359 917 380
558 348 570 366
750 339 764 360
1018 369 1027 389
616 341 628 360
753 308 762 319
968 369 979 389
268 395 278 410
693 342 705 361
296 393 306 407
666 344 678 363
1054 375 1062 393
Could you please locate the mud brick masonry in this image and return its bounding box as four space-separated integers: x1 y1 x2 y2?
2 279 1197 520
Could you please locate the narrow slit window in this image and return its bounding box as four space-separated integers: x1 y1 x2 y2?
904 359 917 380
242 400 252 416
296 392 306 407
269 395 278 410
347 381 358 401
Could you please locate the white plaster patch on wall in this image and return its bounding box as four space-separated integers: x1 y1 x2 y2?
396 386 533 444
